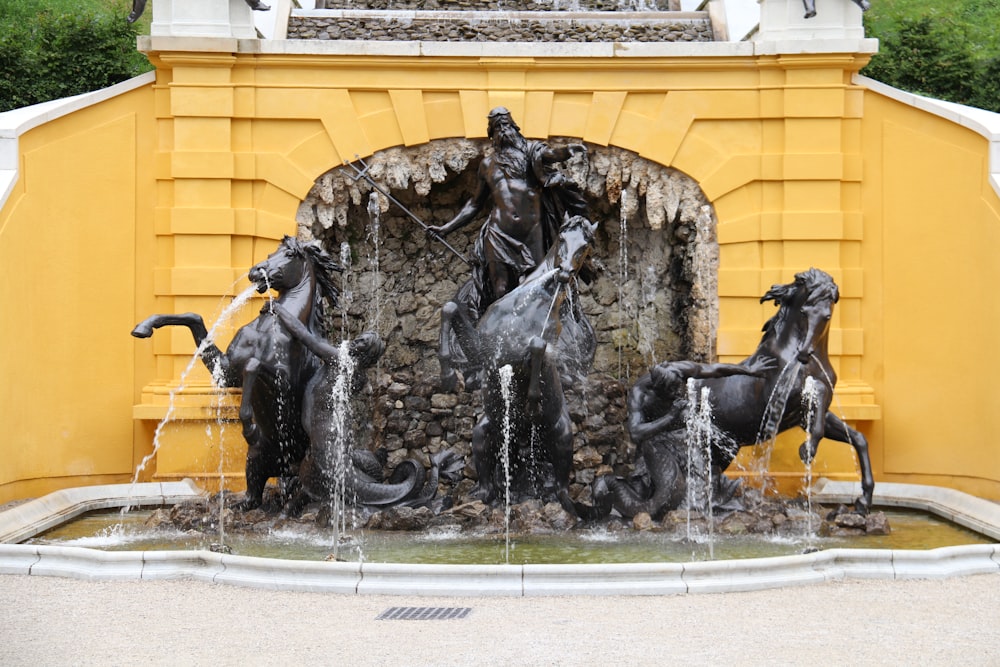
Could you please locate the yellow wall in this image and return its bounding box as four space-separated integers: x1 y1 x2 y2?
124 49 879 495
2 44 998 504
0 84 158 502
859 90 1000 498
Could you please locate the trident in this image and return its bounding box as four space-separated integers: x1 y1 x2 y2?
339 156 470 266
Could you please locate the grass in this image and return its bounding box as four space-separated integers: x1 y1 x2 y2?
0 0 151 32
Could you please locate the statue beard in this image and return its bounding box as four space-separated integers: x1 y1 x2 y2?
493 127 530 179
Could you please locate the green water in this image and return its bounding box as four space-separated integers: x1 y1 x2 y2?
24 508 995 565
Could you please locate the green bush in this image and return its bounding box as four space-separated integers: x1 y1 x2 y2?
0 6 151 113
862 9 1000 113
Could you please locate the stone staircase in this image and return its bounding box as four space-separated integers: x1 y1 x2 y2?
287 0 720 42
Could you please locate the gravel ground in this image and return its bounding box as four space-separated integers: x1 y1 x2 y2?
1 574 999 665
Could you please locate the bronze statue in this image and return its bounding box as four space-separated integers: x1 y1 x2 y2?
433 108 595 391
440 215 599 512
133 236 341 511
586 268 875 520
269 303 454 515
627 358 775 447
429 107 589 316
128 0 271 24
803 0 870 19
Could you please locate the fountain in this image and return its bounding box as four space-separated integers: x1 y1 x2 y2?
117 108 885 559
1 92 992 592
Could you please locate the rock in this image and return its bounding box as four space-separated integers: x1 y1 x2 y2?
632 512 655 531
720 515 748 535
431 393 459 409
448 500 491 523
835 512 868 529
573 445 603 468
865 511 891 535
541 502 577 531
366 506 434 531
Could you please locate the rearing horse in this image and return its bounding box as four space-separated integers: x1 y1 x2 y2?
132 236 341 510
440 215 599 511
693 268 874 512
592 268 874 520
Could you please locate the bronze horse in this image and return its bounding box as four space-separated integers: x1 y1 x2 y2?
133 236 340 510
440 215 598 510
592 268 874 519
268 302 457 517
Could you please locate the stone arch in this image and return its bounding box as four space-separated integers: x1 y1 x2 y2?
296 139 718 377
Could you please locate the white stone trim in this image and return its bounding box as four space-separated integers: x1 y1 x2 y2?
1 480 997 595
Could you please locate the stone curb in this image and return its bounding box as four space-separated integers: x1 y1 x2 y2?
812 479 1000 541
0 480 205 545
0 480 997 595
1 543 997 595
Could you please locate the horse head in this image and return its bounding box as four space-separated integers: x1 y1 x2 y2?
760 268 839 365
248 236 343 322
552 215 598 284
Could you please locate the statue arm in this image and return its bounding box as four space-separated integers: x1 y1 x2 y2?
541 143 587 164
692 356 776 379
429 164 491 236
270 303 339 363
627 384 683 444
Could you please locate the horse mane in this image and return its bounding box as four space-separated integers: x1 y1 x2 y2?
280 235 343 333
758 267 838 336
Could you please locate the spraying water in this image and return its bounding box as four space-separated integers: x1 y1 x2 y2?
366 191 383 337
125 285 259 513
684 378 716 557
800 375 822 538
617 191 630 379
499 364 515 564
327 340 357 561
340 241 352 340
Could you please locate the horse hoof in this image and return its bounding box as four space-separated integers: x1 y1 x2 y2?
233 495 262 512
131 324 153 338
798 442 815 464
440 370 458 393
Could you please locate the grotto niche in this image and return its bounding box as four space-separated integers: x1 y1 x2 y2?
294 138 718 521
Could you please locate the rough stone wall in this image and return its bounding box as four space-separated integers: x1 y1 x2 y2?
291 0 713 42
288 17 713 42
295 139 717 503
317 0 678 10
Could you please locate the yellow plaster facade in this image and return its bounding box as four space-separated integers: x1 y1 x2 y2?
1 40 998 504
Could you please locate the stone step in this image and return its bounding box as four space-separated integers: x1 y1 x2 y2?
313 0 680 12
288 9 715 41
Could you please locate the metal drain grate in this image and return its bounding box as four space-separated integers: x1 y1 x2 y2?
376 606 472 621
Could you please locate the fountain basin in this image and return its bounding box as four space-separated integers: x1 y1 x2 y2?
1 479 998 595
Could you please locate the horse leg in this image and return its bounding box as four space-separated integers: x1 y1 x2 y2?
132 313 208 342
547 410 577 516
819 412 875 515
237 358 268 510
439 302 460 392
471 415 499 504
526 337 548 416
439 301 482 391
527 339 577 513
131 313 232 384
